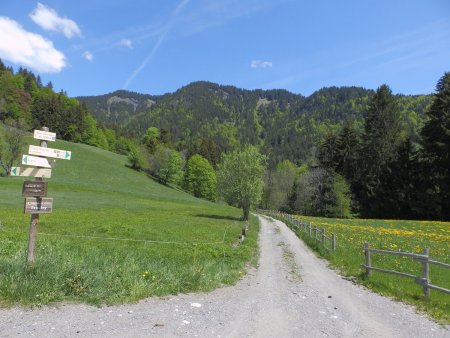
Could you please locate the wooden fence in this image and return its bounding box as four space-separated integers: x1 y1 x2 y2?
363 243 450 297
256 209 336 251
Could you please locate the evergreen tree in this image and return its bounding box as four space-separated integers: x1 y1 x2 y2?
420 72 450 220
336 120 360 184
357 84 402 217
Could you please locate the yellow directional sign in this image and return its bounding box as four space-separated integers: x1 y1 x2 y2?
29 145 71 160
10 167 52 178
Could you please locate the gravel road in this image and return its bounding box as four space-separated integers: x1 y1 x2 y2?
0 216 448 337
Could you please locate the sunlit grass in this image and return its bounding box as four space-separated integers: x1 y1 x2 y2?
276 214 450 323
0 140 259 306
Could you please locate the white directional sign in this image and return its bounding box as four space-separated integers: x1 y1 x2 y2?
33 130 56 142
10 167 52 178
22 155 53 168
28 145 71 160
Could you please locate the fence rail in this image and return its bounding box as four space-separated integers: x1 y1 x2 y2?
363 243 450 297
256 209 336 251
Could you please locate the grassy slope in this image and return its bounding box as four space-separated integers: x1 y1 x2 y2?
0 139 259 306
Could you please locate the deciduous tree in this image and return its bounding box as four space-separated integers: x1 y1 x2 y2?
217 146 267 220
183 154 217 201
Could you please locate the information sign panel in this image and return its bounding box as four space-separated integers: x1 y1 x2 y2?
33 130 56 142
22 181 48 197
24 197 53 214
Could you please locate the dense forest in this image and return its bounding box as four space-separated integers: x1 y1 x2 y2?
78 82 430 167
1 58 448 220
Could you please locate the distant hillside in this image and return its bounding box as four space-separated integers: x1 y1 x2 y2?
77 90 160 125
77 82 432 166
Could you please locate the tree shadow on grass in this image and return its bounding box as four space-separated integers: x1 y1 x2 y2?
195 214 242 221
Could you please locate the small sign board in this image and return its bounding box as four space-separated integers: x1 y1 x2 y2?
24 197 53 214
33 130 56 142
22 181 48 197
29 145 71 160
22 155 53 168
10 167 52 178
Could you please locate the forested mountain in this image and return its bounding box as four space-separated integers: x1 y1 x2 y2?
2 58 448 220
77 90 159 125
78 81 431 166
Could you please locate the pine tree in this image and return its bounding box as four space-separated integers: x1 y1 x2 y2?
420 72 450 220
357 84 402 217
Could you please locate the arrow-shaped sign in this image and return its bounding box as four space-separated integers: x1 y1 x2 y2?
10 167 52 178
28 145 71 160
22 155 53 168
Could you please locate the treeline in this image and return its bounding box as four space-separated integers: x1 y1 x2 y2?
262 74 450 221
0 59 135 164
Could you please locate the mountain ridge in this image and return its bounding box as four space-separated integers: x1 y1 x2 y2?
76 81 431 166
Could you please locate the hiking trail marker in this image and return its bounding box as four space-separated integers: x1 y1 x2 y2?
10 127 71 264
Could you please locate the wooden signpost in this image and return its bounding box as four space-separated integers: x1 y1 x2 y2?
10 127 71 264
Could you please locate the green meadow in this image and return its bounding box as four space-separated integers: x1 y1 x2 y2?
279 214 450 323
0 139 259 306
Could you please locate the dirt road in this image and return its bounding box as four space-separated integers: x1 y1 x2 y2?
0 216 448 337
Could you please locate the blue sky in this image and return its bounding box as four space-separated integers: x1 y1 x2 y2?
1 0 449 97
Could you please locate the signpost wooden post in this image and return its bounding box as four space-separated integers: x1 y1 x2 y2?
26 127 50 263
17 126 71 264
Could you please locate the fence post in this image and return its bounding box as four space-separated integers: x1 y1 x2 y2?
321 227 325 244
421 248 430 298
364 243 371 276
314 226 318 240
308 223 312 237
332 233 336 251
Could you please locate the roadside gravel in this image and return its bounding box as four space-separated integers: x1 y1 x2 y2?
0 216 448 337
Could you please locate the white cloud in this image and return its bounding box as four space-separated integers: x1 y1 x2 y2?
0 17 66 73
119 38 133 48
251 60 273 69
82 51 93 61
30 2 82 39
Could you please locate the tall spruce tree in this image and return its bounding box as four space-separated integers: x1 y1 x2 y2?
357 84 402 217
420 72 450 220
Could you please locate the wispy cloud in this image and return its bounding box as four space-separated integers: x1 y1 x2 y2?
251 60 273 69
123 0 190 89
118 38 133 48
82 51 94 61
30 2 82 39
177 0 280 36
0 16 66 73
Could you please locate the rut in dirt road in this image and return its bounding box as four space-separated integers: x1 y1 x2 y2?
0 216 448 337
